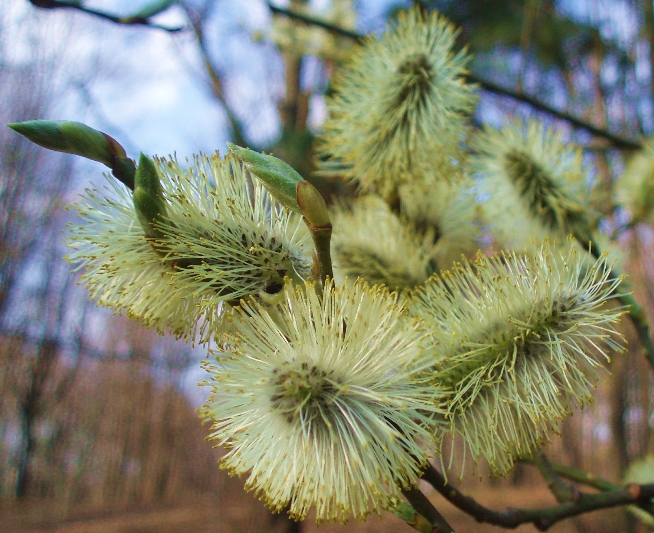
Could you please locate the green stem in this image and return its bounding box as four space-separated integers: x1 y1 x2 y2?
306 221 334 287
529 451 580 503
520 456 619 492
523 457 654 516
111 157 136 191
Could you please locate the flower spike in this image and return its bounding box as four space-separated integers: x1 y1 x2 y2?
330 195 438 292
316 7 476 199
410 239 626 476
615 137 654 225
472 118 592 248
201 279 444 523
66 152 311 343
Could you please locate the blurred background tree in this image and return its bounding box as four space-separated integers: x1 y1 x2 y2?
2 1 654 532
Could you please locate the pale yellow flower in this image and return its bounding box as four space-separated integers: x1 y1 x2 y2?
616 137 654 225
472 118 592 249
201 279 442 523
330 195 438 292
410 239 625 476
398 172 481 270
270 0 356 61
317 7 476 200
66 153 311 343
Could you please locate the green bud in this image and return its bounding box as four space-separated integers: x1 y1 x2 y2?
296 181 330 227
8 120 135 190
9 120 69 152
8 120 125 165
111 158 136 191
227 142 304 212
133 153 168 239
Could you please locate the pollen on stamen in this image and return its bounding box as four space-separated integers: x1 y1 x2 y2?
200 279 446 523
410 238 625 477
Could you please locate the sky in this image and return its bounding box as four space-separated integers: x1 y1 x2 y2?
6 0 400 163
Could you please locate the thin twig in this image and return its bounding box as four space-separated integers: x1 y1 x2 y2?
521 457 654 517
306 222 333 286
466 73 641 150
520 456 619 492
528 451 580 503
421 463 654 531
268 2 361 40
181 3 247 147
268 3 643 150
27 0 184 32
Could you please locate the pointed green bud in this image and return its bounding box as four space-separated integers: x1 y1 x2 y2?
111 158 136 191
8 120 122 165
296 181 330 228
8 120 135 190
227 142 304 212
133 153 168 239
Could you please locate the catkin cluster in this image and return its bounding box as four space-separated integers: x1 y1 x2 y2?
56 4 635 526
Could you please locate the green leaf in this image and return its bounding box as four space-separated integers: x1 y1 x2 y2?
227 142 304 212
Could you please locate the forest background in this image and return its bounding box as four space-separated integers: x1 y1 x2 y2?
1 0 654 532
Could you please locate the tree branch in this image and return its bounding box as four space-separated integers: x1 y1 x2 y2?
476 76 636 149
268 2 361 40
268 3 643 150
27 0 184 32
521 456 654 517
421 463 654 531
465 73 641 149
181 2 247 147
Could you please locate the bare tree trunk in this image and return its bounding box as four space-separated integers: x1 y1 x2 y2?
15 405 37 498
15 340 55 498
